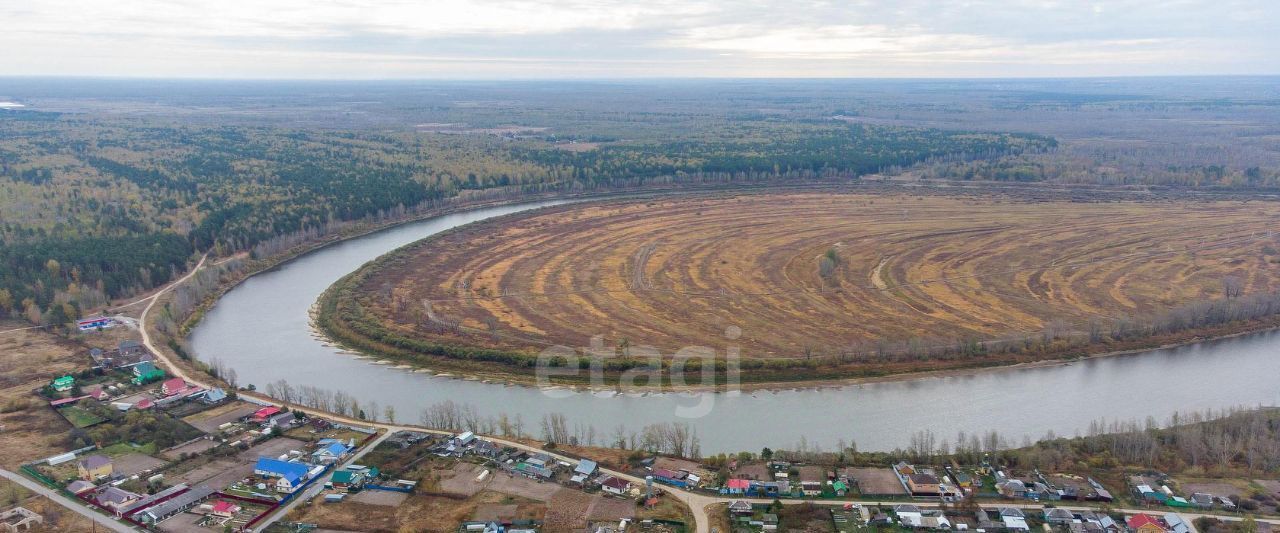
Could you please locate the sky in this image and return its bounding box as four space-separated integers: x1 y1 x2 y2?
3 0 1278 79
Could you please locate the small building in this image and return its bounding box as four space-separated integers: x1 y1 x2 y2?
201 388 228 404
250 406 281 422
723 478 750 495
1126 514 1169 533
97 486 141 511
651 468 688 488
77 455 113 481
574 459 598 477
254 457 311 493
137 485 215 524
600 476 631 496
908 473 941 495
1189 492 1214 509
66 480 96 495
160 378 187 396
455 431 477 446
998 479 1028 499
84 386 109 401
52 376 75 392
331 469 367 492
209 500 241 518
77 316 114 332
268 412 298 429
1163 513 1190 533
131 362 165 385
1043 507 1076 525
312 441 350 464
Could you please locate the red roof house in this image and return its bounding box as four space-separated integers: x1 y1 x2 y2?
135 398 155 410
251 406 281 422
726 478 751 490
161 378 187 396
210 500 241 517
1127 514 1168 533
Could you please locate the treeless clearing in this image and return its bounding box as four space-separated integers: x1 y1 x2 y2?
344 192 1280 365
0 321 84 467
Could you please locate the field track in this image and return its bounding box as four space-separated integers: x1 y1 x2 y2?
351 192 1280 360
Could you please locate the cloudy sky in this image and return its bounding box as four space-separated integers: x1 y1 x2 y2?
3 0 1278 78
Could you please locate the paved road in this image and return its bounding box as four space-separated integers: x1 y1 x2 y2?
0 467 136 532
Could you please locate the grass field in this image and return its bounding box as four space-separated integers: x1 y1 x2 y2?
57 405 106 428
325 191 1280 381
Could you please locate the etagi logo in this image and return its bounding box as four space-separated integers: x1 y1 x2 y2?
535 326 743 419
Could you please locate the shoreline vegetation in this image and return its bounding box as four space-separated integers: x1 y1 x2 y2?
311 187 1280 392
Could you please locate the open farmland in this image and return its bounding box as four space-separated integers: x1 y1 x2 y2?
323 191 1280 382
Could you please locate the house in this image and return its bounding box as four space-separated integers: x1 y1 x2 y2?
1043 507 1076 525
52 376 75 392
137 485 215 524
331 469 366 491
761 513 779 531
201 388 228 404
131 362 165 385
209 500 241 518
1126 514 1169 533
1189 492 1214 509
1163 513 1190 533
998 479 1028 499
118 340 145 356
514 462 553 480
575 459 598 477
253 457 310 493
455 431 477 446
312 441 350 463
97 486 141 511
525 453 552 468
77 455 112 481
832 479 849 496
801 480 824 497
600 476 631 496
250 406 281 422
999 508 1029 531
268 412 298 429
908 473 941 495
651 468 688 488
897 507 951 530
728 500 753 516
472 440 501 458
66 480 96 495
1077 511 1121 532
160 378 187 396
134 398 154 410
85 386 109 401
723 478 751 495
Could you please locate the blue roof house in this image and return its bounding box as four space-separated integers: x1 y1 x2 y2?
254 458 310 493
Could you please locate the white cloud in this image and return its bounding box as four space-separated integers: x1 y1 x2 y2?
0 0 1275 77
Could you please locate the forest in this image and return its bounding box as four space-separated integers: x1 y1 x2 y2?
2 77 1279 325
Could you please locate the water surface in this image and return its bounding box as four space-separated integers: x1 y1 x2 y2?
191 200 1280 454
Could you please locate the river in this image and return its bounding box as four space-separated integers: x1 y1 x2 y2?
190 199 1280 454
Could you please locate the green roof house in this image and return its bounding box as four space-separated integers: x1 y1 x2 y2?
52 375 75 392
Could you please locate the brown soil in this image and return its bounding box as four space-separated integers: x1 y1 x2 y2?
333 191 1280 381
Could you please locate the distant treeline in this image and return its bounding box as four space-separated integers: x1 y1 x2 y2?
0 115 1054 325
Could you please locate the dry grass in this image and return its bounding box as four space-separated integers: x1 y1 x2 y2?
358 192 1280 365
287 490 544 533
0 321 85 467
